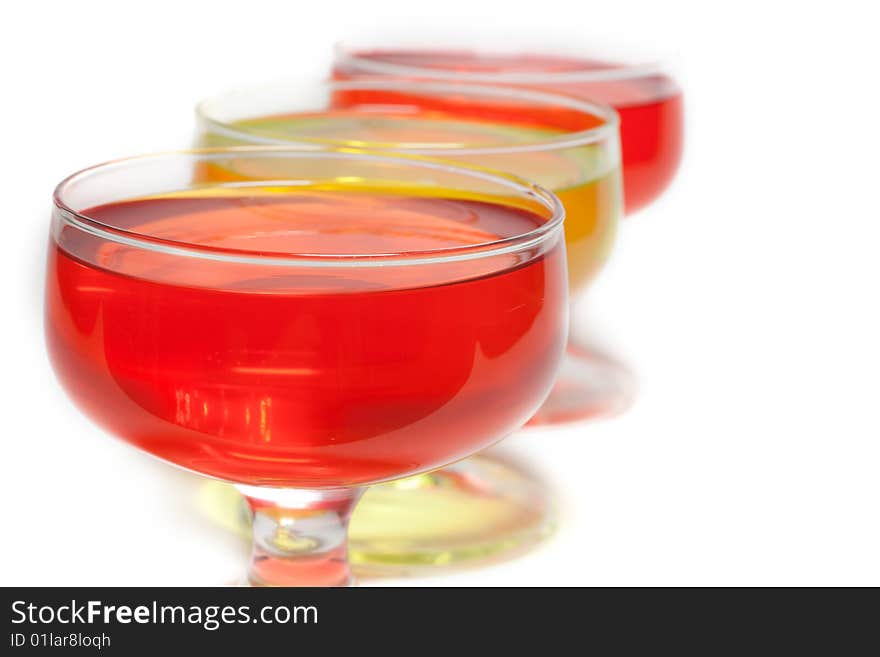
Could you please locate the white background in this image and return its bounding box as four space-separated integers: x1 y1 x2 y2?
2 0 878 586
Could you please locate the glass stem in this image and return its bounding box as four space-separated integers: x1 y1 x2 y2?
236 485 364 586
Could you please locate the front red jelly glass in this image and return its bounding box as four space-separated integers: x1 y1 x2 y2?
45 152 568 489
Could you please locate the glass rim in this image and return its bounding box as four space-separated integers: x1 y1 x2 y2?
52 146 565 268
196 78 619 155
333 41 670 84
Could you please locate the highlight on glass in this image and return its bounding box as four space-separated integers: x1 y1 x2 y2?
333 39 683 216
45 148 569 586
197 78 623 423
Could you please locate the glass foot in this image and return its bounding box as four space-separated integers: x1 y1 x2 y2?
197 454 555 577
350 455 554 575
527 343 636 426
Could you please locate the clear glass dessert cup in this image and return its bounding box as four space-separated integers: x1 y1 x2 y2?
45 147 569 586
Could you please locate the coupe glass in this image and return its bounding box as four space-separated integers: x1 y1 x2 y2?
194 79 621 573
45 148 568 586
333 39 683 216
